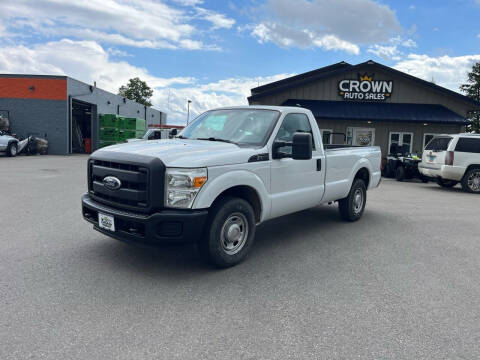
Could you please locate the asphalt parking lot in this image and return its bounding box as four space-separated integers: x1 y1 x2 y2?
1 155 480 359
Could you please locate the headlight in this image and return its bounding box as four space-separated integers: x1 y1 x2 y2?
165 168 207 208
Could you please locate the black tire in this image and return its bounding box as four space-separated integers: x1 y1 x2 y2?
6 142 18 157
421 177 429 183
436 178 458 188
338 179 367 222
461 167 480 194
199 196 256 268
384 163 393 178
395 166 405 181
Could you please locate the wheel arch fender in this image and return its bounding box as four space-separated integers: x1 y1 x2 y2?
348 158 373 189
193 170 270 222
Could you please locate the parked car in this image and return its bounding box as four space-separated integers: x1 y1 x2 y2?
419 133 480 193
383 143 428 182
82 106 381 267
0 130 19 157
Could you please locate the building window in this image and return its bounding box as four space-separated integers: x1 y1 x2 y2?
389 132 413 154
347 127 375 146
320 129 333 144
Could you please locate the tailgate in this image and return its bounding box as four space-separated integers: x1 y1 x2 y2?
422 136 453 167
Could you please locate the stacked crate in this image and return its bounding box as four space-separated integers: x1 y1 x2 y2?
98 114 147 148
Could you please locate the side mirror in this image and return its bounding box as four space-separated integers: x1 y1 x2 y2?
292 132 312 160
170 128 178 136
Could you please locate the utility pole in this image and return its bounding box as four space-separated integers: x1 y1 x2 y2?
186 99 192 125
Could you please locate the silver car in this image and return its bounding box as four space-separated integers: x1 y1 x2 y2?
0 131 19 157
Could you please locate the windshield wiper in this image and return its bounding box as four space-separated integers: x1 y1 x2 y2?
177 135 188 139
197 137 238 145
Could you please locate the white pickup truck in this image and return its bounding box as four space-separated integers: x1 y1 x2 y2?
82 106 381 267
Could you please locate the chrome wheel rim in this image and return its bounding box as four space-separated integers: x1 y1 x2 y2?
467 171 480 192
220 212 248 255
352 188 364 214
11 145 17 155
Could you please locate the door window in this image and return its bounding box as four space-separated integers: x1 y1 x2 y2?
275 113 314 154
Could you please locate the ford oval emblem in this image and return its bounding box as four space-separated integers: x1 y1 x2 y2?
103 176 122 190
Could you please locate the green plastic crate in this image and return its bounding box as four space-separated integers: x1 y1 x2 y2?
135 118 146 131
122 117 137 130
99 127 119 141
99 114 118 128
122 117 146 131
116 116 126 129
98 140 117 149
118 129 136 141
135 130 146 139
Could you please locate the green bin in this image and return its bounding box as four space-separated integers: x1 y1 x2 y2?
99 114 118 128
98 140 117 149
99 127 119 141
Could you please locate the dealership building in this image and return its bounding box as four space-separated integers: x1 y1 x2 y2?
249 60 480 155
0 74 166 155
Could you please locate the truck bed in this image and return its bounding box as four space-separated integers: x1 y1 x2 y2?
322 145 382 202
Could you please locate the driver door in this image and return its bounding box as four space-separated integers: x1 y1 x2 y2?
270 113 325 218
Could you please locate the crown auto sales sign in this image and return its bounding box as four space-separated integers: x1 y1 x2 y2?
338 73 393 101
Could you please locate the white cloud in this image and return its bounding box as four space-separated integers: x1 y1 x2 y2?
252 23 359 54
367 36 417 60
249 0 401 52
194 7 235 29
173 0 204 5
0 0 233 50
393 54 480 91
0 39 290 124
367 44 401 60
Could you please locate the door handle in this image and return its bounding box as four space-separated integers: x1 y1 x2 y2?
316 159 322 171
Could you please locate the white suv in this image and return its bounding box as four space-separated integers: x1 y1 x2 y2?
419 134 480 193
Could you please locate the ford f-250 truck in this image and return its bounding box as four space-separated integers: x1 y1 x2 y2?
82 106 381 267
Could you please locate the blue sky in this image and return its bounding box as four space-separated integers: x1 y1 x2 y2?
1 0 480 124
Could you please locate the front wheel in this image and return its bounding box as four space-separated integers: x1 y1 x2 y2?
338 179 367 222
461 167 480 194
199 196 256 268
6 142 18 157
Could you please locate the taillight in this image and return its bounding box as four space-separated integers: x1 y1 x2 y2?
445 151 454 166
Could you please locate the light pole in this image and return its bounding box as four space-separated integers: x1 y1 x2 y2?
186 99 192 125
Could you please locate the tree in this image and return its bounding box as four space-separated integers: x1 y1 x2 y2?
460 62 480 133
118 77 153 107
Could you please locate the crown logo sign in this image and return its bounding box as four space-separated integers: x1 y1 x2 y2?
359 73 373 81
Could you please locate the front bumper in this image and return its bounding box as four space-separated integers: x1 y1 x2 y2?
82 194 208 245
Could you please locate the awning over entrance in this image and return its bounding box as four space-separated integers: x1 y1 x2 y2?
282 99 469 125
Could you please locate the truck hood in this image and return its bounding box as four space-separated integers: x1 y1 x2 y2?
96 139 260 167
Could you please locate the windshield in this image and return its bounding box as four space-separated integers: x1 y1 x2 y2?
142 129 154 139
179 109 280 146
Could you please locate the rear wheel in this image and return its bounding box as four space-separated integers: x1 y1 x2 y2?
461 167 480 194
6 142 18 157
339 179 366 222
395 166 405 181
199 196 256 268
436 178 458 188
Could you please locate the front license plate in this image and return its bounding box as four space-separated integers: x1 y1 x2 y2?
98 213 115 232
